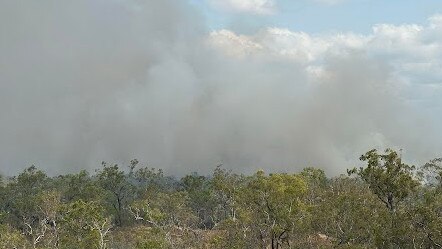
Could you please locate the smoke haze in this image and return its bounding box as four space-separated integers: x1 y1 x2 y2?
1 0 441 176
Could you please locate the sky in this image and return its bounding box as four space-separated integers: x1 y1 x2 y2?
1 0 442 176
191 0 442 33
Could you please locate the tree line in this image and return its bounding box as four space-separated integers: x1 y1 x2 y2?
0 149 441 248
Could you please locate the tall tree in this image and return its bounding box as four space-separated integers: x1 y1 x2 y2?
181 173 215 229
237 171 308 249
348 149 419 212
59 200 112 249
96 162 135 226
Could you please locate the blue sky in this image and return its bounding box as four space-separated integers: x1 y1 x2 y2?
190 0 442 34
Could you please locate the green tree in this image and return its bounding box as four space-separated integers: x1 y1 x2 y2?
131 160 165 190
312 176 384 247
96 162 135 226
3 166 53 247
348 149 422 248
406 189 442 248
57 170 102 202
0 224 30 249
211 166 244 224
348 149 419 212
59 200 112 249
181 173 216 229
300 167 327 206
409 158 442 247
129 189 198 248
237 170 308 249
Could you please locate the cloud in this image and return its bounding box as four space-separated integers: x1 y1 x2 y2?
208 16 442 168
209 0 276 15
209 17 442 82
210 27 371 60
0 0 441 176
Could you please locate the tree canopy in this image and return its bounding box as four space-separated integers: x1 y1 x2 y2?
0 149 441 248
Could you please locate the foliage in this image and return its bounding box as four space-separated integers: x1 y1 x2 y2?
0 224 30 249
234 170 309 248
96 162 135 226
59 200 111 249
348 148 419 212
0 149 442 248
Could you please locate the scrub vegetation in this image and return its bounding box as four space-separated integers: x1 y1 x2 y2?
1 149 441 248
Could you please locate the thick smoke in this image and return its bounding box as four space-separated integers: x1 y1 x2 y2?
0 0 440 176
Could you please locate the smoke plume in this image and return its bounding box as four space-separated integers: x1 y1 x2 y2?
1 0 441 176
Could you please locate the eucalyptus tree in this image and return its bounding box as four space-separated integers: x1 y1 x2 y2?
311 175 384 247
211 166 244 224
59 200 112 249
408 158 442 248
181 173 216 229
236 170 308 249
348 149 421 247
96 162 135 226
128 189 198 248
57 170 102 203
348 149 419 212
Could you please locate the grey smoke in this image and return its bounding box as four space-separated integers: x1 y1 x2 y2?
0 0 440 176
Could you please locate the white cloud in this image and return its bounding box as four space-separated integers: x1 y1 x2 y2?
428 14 442 28
208 16 442 152
209 27 369 63
209 16 442 79
210 0 276 14
208 29 263 57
